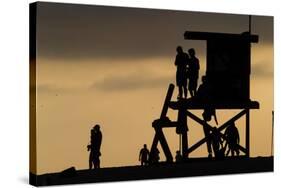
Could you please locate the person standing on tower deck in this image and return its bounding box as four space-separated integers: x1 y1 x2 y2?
188 48 200 97
174 46 189 99
87 124 102 169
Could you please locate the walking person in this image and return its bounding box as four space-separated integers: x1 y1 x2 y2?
139 144 150 166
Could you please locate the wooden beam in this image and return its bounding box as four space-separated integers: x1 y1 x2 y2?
182 131 188 157
160 84 174 119
186 109 248 155
169 100 259 110
150 84 175 163
246 109 250 157
218 109 247 132
187 137 208 154
187 135 247 155
156 128 173 162
184 31 259 43
186 111 213 131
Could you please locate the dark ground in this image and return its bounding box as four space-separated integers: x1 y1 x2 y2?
30 156 273 186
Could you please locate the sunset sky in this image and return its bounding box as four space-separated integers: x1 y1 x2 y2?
34 2 273 174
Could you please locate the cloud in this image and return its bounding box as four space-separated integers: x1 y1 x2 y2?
91 73 174 92
36 84 83 94
36 71 174 93
36 2 273 61
36 84 57 93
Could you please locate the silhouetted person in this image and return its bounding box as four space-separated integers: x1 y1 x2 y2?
175 150 183 163
202 121 212 158
210 127 223 159
188 48 200 97
87 124 102 169
202 108 219 159
196 76 210 101
139 144 150 166
175 46 189 99
196 76 216 158
225 122 240 157
149 147 160 164
203 108 218 125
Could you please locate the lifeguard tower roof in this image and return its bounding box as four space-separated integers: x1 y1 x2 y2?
184 31 259 43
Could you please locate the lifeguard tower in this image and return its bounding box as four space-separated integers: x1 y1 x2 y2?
149 31 259 162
